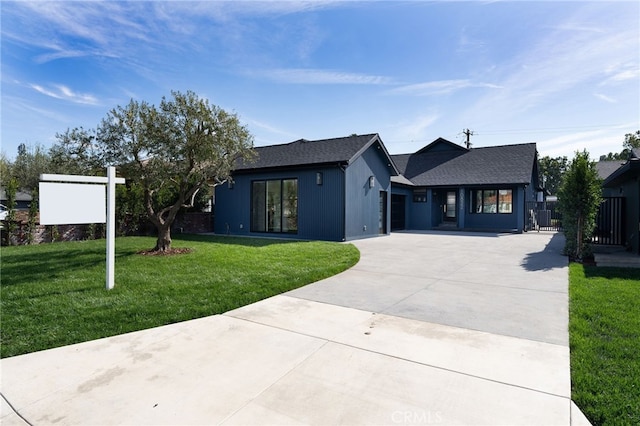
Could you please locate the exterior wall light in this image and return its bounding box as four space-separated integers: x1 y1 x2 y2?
316 172 323 185
369 176 375 188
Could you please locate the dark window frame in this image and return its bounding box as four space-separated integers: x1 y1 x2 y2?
470 188 513 214
251 178 298 234
413 189 427 203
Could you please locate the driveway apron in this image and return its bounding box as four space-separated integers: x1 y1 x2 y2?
1 231 580 425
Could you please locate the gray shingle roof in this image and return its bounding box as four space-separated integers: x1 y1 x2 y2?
236 134 386 171
596 160 624 181
392 141 537 187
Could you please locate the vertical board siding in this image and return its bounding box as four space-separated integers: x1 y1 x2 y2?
214 167 344 241
344 143 393 240
297 167 345 241
591 197 625 246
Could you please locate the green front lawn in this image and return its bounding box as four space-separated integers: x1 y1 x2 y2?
569 263 640 425
0 234 360 358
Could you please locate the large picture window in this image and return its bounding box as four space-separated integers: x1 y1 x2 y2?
251 179 298 233
471 189 512 214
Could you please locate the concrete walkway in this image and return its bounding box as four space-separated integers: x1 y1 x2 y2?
1 231 590 425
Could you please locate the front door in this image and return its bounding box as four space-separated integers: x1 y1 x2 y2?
444 191 456 222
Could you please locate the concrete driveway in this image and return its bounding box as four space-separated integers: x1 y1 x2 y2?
1 231 589 425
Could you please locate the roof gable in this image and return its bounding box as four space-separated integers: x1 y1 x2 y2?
415 138 468 155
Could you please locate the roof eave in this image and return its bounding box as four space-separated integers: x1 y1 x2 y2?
603 159 640 187
347 134 401 176
232 161 348 175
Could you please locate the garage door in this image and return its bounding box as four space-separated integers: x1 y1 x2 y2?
391 194 406 231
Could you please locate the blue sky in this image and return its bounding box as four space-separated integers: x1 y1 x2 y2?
2 1 639 161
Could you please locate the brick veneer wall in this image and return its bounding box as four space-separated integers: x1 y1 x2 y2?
2 211 213 245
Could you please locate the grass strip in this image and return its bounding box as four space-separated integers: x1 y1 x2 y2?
569 263 640 425
1 234 359 358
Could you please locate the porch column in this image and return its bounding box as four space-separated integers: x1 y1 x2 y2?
458 188 465 229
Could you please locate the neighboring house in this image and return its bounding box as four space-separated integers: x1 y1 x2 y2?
215 134 542 241
0 188 33 210
390 138 541 233
596 160 626 197
598 149 640 254
215 134 399 241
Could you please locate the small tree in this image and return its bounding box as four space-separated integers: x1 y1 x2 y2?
26 188 38 244
558 150 602 260
12 143 50 191
3 178 19 245
97 90 255 251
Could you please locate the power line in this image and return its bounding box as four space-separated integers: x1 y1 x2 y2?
476 124 628 136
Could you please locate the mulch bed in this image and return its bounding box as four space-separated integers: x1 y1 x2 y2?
137 248 193 256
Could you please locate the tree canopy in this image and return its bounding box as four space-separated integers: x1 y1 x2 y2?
599 130 640 161
96 90 255 251
538 155 568 195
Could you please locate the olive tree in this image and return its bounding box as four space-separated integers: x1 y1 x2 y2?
557 150 602 260
97 90 254 251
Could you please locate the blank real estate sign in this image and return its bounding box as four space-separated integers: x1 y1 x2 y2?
39 182 106 225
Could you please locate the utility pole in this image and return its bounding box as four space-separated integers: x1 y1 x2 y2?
463 129 474 149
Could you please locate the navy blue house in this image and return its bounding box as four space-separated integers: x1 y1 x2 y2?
597 148 640 254
390 138 541 233
214 134 399 241
214 134 542 241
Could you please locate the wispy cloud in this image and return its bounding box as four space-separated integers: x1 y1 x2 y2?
252 68 394 85
457 27 487 53
30 84 99 105
5 95 71 123
247 118 298 144
594 93 617 104
461 4 639 123
537 125 632 158
600 66 640 85
393 113 440 141
389 79 502 96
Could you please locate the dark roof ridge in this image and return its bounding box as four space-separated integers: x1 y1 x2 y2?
471 142 537 149
255 133 379 149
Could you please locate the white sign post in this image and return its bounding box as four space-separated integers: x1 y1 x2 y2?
40 167 125 290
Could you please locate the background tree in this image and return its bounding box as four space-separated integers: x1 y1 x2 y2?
558 150 602 261
623 130 640 152
10 143 50 191
26 188 38 244
538 155 568 195
599 130 640 161
49 127 101 175
2 178 19 245
97 90 255 251
0 152 13 188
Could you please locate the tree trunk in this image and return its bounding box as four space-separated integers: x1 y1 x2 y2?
576 214 584 260
154 224 172 252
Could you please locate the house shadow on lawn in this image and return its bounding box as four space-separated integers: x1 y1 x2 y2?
521 232 568 272
175 233 306 247
0 246 134 289
582 264 640 280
